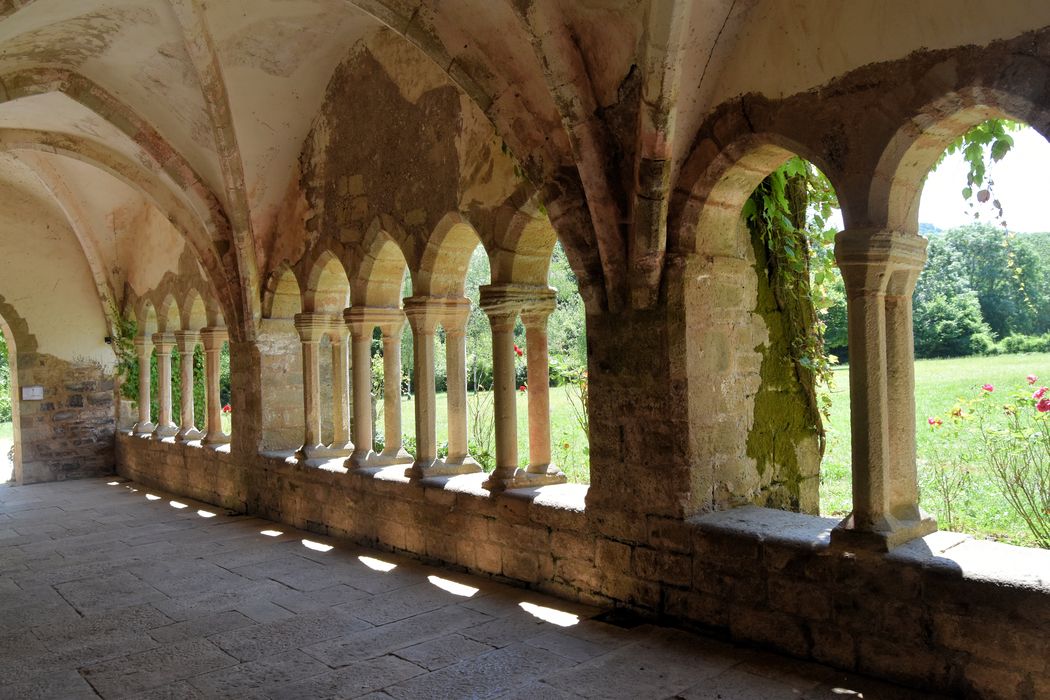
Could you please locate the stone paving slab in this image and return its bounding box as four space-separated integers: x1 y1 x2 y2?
0 478 944 699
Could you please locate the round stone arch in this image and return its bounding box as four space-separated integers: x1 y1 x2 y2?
262 264 304 321
869 86 1050 234
670 132 846 515
302 249 351 316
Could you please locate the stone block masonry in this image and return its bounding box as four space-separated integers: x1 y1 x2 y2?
118 434 1050 700
18 352 115 483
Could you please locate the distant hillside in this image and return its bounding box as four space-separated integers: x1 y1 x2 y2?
918 222 942 237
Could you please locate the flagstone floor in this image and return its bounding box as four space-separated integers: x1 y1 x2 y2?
0 477 939 699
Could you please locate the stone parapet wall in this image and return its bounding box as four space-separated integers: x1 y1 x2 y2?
117 434 1049 699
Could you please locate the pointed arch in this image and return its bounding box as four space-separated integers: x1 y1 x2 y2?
137 299 158 337
262 264 303 320
181 289 209 332
354 218 410 308
303 249 351 314
415 212 485 297
156 295 181 334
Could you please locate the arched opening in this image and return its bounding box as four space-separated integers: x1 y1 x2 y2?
304 252 352 456
0 316 19 484
690 140 845 516
887 114 1050 547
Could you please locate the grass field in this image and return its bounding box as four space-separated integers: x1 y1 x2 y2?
821 352 1050 546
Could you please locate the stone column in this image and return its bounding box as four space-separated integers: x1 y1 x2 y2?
832 230 935 551
174 330 202 442
374 309 413 466
345 307 376 468
294 313 329 460
132 336 155 435
403 298 439 478
200 327 229 447
151 333 178 438
521 296 566 485
328 321 353 455
442 299 480 472
479 285 522 491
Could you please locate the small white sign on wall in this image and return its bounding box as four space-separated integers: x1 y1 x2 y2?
21 386 43 401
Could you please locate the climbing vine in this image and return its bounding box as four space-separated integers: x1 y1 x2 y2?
938 118 1023 225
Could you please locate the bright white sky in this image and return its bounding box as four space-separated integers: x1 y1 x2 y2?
824 126 1050 234
918 126 1050 233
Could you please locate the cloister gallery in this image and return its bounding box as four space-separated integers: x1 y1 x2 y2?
0 1 1047 698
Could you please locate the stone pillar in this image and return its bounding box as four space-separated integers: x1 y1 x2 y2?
328 321 353 455
522 297 566 485
151 333 178 438
480 285 522 491
200 327 229 447
174 330 202 442
403 298 439 478
132 336 155 435
294 313 329 460
345 308 376 468
375 310 413 466
832 230 935 550
442 299 480 471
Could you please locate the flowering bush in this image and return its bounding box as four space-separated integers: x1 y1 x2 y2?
222 404 232 413
929 374 1049 547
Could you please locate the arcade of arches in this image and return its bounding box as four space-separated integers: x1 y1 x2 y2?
0 2 1048 697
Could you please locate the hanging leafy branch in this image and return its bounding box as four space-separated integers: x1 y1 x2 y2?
936 118 1023 225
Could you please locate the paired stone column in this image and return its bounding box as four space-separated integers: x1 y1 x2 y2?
832 230 935 550
522 300 564 482
441 299 479 471
132 335 155 435
373 309 413 466
480 284 566 491
328 322 353 455
293 313 329 460
174 331 202 442
199 327 229 447
151 333 178 439
345 307 377 468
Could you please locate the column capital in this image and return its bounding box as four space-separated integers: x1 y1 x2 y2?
344 305 405 338
835 229 928 296
174 330 200 353
151 332 175 351
403 296 466 335
133 335 153 351
293 312 333 342
199 327 228 350
479 283 555 318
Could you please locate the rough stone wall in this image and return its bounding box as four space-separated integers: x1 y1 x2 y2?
18 352 115 483
118 434 1050 700
256 320 304 451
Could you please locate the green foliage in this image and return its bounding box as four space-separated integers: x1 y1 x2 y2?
937 119 1023 223
111 302 139 402
913 292 992 358
0 331 10 423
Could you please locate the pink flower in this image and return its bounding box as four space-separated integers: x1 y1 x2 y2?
982 384 994 392
927 417 942 427
222 404 232 413
513 344 523 357
519 384 527 393
1027 374 1038 385
1037 397 1050 413
1034 386 1048 400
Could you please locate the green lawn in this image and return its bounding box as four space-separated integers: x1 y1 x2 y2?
821 352 1050 546
389 385 590 483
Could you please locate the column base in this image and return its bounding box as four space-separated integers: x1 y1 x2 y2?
346 449 377 470
405 457 483 479
371 448 414 467
202 432 231 447
175 428 204 443
830 510 938 552
133 421 155 436
152 423 179 439
297 444 353 461
508 464 567 489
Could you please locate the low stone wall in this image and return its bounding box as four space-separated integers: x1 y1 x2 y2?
117 433 1049 699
